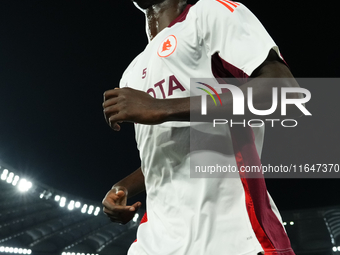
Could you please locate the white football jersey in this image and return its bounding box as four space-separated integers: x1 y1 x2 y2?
119 0 295 254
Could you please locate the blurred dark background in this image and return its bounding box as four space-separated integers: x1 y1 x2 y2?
0 0 339 213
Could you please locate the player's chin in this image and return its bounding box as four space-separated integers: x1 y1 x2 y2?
131 0 166 9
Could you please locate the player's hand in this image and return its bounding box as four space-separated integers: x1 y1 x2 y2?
103 87 166 130
102 188 141 225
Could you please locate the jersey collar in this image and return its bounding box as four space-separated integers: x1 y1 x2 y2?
168 4 193 28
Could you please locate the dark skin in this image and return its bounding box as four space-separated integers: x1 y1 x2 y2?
102 167 145 224
102 0 301 224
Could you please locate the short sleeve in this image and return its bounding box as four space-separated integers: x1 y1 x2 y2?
196 0 280 76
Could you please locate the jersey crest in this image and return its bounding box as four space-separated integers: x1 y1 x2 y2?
157 35 177 58
162 39 172 52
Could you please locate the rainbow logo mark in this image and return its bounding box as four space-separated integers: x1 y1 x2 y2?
196 82 223 106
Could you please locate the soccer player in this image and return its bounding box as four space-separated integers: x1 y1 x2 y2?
102 0 300 254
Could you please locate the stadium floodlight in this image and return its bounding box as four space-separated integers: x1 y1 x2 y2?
333 247 337 252
12 175 20 186
75 201 81 208
337 246 340 251
55 195 61 202
289 221 294 225
21 248 31 255
94 207 100 216
6 172 14 184
1 169 8 181
88 205 94 215
60 197 66 207
68 200 75 211
283 222 286 225
133 213 139 222
42 191 52 200
81 204 87 214
17 179 33 192
0 245 34 254
17 179 26 191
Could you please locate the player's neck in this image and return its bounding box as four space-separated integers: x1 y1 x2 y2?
145 0 187 41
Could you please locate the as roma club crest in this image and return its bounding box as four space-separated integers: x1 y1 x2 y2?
157 35 177 58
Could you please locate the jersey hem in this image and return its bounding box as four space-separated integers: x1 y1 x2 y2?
243 45 278 76
128 248 295 255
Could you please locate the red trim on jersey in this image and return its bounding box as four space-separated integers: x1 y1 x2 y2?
211 53 249 84
280 52 289 67
213 55 295 254
230 126 295 254
211 51 290 81
140 212 148 223
133 212 148 243
231 127 275 251
168 4 193 28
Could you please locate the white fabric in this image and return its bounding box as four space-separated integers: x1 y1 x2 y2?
119 0 281 254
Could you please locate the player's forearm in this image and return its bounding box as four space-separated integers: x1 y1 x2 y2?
113 167 145 199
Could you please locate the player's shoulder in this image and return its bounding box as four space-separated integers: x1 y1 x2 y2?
192 0 249 20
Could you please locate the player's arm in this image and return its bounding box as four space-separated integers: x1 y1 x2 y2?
102 167 145 224
103 50 301 128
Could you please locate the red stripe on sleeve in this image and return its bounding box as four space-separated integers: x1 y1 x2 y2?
221 0 238 8
215 0 234 12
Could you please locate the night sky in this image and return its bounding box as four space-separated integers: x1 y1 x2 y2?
0 0 339 212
